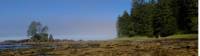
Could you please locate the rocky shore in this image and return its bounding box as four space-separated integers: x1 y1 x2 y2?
0 37 197 56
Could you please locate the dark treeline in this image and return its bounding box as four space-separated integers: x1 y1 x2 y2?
117 0 198 38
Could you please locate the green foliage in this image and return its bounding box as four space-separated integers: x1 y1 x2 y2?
41 26 48 34
49 34 54 42
191 17 198 32
157 0 178 37
117 0 198 38
27 21 41 37
31 34 42 42
117 11 133 37
28 21 51 42
30 32 49 42
175 0 198 33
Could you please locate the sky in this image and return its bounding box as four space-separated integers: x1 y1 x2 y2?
0 0 131 41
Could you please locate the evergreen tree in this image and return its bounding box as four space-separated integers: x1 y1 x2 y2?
176 0 198 33
49 34 54 42
131 0 155 36
156 0 178 37
117 11 132 37
41 26 48 34
117 0 197 38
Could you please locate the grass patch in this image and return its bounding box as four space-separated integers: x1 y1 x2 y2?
115 34 198 41
165 34 198 39
114 36 157 41
167 34 198 38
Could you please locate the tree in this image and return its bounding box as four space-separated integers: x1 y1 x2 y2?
41 26 48 34
117 0 197 38
27 21 49 42
117 11 132 37
49 34 54 42
176 0 198 33
155 0 178 37
31 33 40 42
27 21 42 37
41 26 49 41
131 0 156 36
141 4 156 37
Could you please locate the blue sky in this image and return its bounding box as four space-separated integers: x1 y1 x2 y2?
0 0 131 41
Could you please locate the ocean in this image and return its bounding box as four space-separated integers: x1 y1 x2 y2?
0 34 116 41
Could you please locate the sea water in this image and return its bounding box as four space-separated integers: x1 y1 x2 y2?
0 44 31 50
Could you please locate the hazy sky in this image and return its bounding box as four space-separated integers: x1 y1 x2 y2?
0 0 131 41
